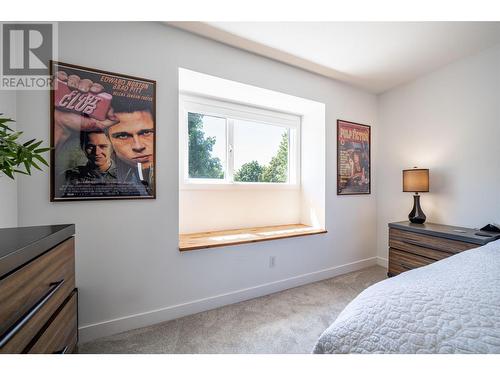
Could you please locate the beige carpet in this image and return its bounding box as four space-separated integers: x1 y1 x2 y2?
79 265 387 354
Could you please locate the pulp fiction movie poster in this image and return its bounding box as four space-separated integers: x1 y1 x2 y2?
337 120 370 195
50 61 156 201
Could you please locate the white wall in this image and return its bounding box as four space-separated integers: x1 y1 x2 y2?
15 22 378 342
180 189 302 233
0 90 18 228
376 43 500 263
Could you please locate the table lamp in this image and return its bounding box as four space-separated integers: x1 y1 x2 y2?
403 167 429 224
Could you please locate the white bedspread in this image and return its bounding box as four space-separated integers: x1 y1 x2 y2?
313 241 500 353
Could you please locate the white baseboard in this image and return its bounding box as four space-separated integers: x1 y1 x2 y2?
78 256 377 343
376 256 388 268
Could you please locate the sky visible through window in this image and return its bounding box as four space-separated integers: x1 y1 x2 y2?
234 119 286 171
200 116 286 171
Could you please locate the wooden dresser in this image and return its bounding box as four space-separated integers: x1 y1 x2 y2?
0 224 77 354
388 221 500 277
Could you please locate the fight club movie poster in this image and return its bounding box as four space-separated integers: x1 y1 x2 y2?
50 61 156 201
337 120 371 195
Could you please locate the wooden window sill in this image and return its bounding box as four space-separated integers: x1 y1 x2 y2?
179 224 327 251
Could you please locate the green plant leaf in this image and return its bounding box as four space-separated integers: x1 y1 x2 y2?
3 168 14 179
13 169 29 175
23 160 31 174
33 154 49 167
23 139 35 147
28 140 43 151
31 160 42 171
0 115 49 180
34 147 51 154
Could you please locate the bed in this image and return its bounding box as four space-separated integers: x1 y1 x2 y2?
313 241 500 353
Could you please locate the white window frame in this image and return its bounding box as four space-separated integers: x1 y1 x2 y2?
179 94 301 190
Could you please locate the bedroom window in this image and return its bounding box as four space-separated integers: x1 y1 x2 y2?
179 69 325 247
180 95 300 187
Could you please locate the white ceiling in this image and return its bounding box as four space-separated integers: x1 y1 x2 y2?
170 22 500 94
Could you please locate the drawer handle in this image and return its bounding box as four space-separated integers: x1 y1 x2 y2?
53 345 69 354
0 279 65 349
399 262 413 270
400 239 454 254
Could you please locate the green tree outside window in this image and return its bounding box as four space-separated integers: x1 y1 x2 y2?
188 113 224 179
234 132 289 183
188 113 289 183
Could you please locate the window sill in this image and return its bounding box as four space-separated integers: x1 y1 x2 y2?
179 224 327 251
180 182 300 191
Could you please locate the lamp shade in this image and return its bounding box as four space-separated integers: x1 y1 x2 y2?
403 168 429 192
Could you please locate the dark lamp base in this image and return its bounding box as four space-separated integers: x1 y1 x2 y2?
409 194 426 224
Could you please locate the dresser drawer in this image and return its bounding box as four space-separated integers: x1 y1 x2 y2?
0 237 75 353
27 291 77 354
389 228 477 257
388 248 435 276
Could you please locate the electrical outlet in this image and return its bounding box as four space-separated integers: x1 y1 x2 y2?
269 256 276 268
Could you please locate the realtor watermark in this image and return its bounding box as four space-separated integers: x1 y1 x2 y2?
0 22 57 90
